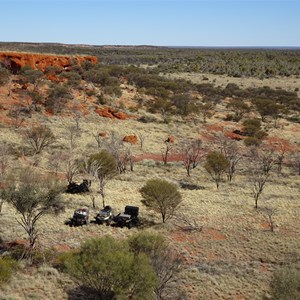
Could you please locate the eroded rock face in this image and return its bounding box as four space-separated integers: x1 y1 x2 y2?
0 51 98 73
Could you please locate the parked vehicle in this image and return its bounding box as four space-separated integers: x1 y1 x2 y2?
95 205 114 225
112 206 140 229
70 208 89 226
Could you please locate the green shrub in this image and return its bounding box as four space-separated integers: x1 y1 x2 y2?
268 267 300 300
62 237 157 299
0 257 17 285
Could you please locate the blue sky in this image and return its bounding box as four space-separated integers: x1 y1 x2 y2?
1 0 299 47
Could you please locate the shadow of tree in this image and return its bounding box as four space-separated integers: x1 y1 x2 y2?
67 286 100 300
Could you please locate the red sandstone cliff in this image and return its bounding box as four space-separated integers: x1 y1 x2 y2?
0 51 98 73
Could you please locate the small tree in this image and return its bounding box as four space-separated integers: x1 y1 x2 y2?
0 142 11 213
218 137 241 182
162 138 173 166
260 205 278 232
63 236 157 299
1 168 63 262
128 232 182 300
204 151 229 189
252 171 269 209
140 179 182 223
85 150 117 208
181 139 203 176
23 125 56 155
0 66 10 86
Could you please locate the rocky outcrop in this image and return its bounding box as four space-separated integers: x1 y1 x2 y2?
123 134 138 144
0 51 98 73
95 107 128 120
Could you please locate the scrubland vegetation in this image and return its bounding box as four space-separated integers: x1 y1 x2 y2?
0 43 300 299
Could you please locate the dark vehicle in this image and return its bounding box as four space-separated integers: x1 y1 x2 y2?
66 180 91 194
95 205 114 225
112 206 140 229
70 208 89 226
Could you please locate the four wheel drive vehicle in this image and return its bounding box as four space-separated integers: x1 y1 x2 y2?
95 205 114 225
112 205 140 229
70 208 89 226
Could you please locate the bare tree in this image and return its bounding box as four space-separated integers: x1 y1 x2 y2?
105 131 134 174
252 170 269 209
290 149 300 175
218 137 242 182
259 205 278 232
181 139 203 176
23 125 55 155
65 125 80 152
92 130 107 149
8 106 25 128
65 157 81 185
162 138 173 166
137 132 145 149
259 146 276 175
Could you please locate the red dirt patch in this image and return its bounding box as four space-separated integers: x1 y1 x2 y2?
202 228 227 241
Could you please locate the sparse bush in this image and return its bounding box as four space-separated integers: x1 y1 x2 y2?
23 125 56 155
0 257 18 285
0 65 11 86
268 267 300 299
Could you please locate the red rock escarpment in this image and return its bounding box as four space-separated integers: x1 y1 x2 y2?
0 51 98 73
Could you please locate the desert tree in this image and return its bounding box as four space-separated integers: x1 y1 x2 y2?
204 151 229 189
20 66 43 90
140 179 182 223
198 102 214 123
63 236 157 299
137 131 146 149
105 131 134 173
0 142 11 213
218 137 242 182
0 65 10 86
226 99 250 122
252 169 269 209
272 141 291 175
289 147 300 175
162 137 174 166
7 106 26 128
181 139 204 176
64 125 80 152
1 168 63 262
92 129 107 149
258 146 276 175
149 98 174 123
128 232 183 300
65 156 82 185
46 83 72 113
23 125 56 155
259 205 278 232
85 150 117 208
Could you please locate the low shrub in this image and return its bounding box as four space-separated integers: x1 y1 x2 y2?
0 257 18 285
